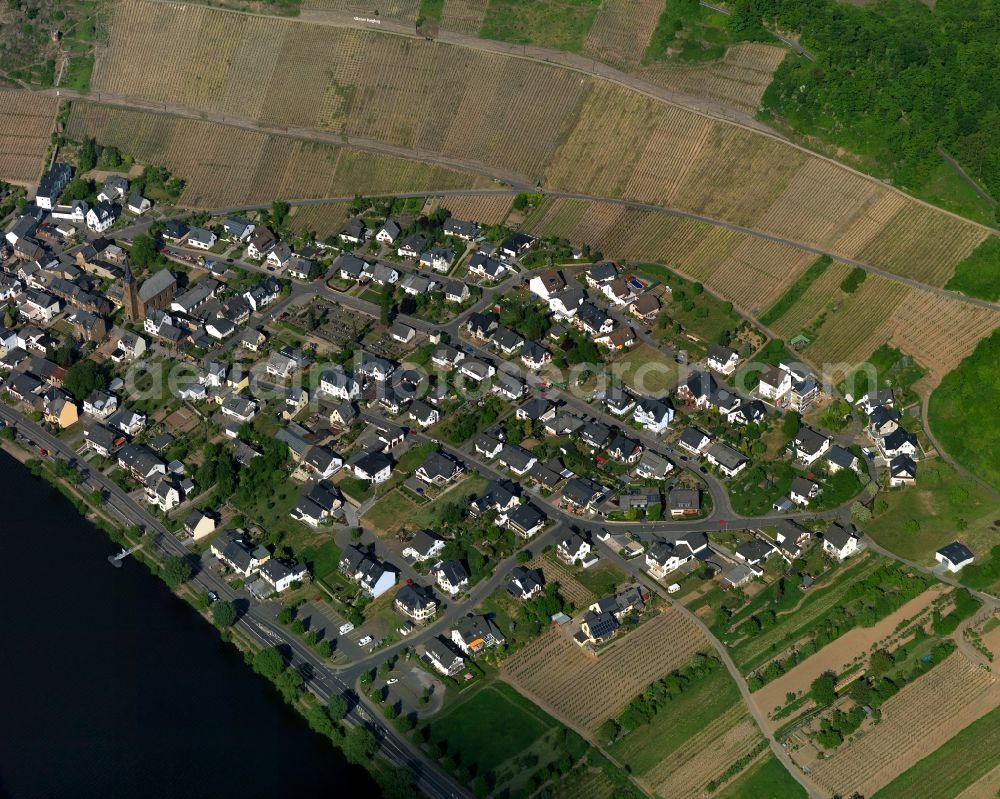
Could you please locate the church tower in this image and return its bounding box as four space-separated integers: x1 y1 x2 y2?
122 261 143 322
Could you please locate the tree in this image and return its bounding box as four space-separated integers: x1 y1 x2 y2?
327 694 349 721
811 672 837 706
869 649 894 676
342 726 377 765
130 233 159 270
162 555 192 588
212 600 237 628
276 606 294 625
271 200 290 228
78 137 100 172
63 360 106 402
275 667 304 702
252 646 286 680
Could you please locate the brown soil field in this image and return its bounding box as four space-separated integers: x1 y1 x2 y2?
638 42 788 116
503 607 709 730
887 288 1000 385
754 585 948 721
583 0 665 69
0 90 58 184
808 652 1000 798
65 103 490 208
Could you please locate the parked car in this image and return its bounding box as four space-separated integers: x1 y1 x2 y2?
339 622 355 635
358 635 373 646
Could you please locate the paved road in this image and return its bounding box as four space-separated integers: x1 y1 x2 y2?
0 404 472 799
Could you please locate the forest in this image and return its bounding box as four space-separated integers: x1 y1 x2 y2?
733 0 1000 210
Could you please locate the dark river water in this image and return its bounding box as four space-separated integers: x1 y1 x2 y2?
0 452 378 799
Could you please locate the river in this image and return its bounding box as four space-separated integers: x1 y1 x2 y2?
0 452 378 798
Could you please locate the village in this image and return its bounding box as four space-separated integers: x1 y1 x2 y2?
0 156 986 799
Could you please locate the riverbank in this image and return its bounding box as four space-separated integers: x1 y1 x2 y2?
0 438 406 797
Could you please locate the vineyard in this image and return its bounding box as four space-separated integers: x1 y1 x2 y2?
0 90 58 184
87 0 996 292
503 608 709 730
809 653 1000 798
854 202 990 287
439 0 490 34
768 261 853 338
65 103 489 208
301 0 420 18
523 555 594 609
92 0 590 182
644 706 763 799
887 288 1000 384
288 203 351 238
582 0 665 70
703 237 815 314
800 279 910 368
422 193 514 224
638 42 788 116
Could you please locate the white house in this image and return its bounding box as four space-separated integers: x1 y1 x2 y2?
320 369 361 400
434 560 469 596
186 227 217 250
793 427 831 466
707 344 740 375
823 523 862 561
633 397 674 434
758 364 792 404
353 451 393 484
557 532 592 565
85 202 117 233
935 541 975 573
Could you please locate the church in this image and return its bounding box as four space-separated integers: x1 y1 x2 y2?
123 264 177 322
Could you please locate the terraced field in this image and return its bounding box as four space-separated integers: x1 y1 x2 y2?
90 0 990 294
65 103 490 207
0 90 58 183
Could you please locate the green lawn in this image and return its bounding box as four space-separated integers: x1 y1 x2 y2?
945 235 1000 301
615 344 679 397
715 754 806 799
299 538 343 584
644 0 760 64
410 474 488 529
609 667 742 775
915 156 997 228
871 701 1000 799
929 329 1000 493
361 488 420 534
869 458 1000 566
427 682 557 776
637 264 741 354
479 0 601 53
